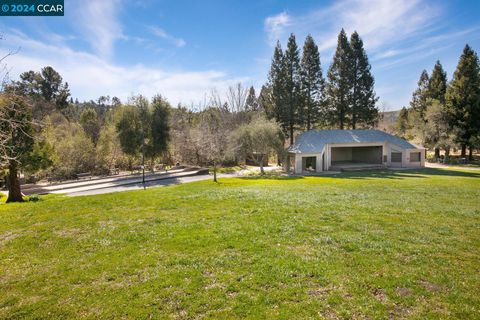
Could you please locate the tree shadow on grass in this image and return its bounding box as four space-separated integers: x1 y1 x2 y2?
238 175 305 181
325 168 480 180
238 168 480 181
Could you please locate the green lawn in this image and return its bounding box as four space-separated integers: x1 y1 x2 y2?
1 169 479 319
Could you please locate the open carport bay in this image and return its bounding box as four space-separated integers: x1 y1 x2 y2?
330 146 383 170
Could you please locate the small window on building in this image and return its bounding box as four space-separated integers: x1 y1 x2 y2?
410 152 421 162
391 152 402 162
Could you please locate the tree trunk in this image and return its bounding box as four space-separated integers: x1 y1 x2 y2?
434 148 440 159
461 144 467 157
468 145 473 161
6 163 24 203
289 124 294 146
213 161 217 183
259 159 265 175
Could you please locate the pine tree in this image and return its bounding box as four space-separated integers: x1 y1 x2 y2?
428 60 447 103
283 34 302 145
393 107 410 138
409 70 430 146
349 31 378 129
410 70 430 119
268 41 287 136
300 34 324 130
446 44 480 159
325 29 353 129
258 85 272 116
427 61 448 158
245 86 259 112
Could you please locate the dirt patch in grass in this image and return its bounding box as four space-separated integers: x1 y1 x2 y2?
395 287 412 297
308 286 336 297
0 231 20 246
372 287 388 303
418 279 444 292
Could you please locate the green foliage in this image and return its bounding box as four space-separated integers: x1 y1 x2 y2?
80 107 101 145
229 116 284 173
283 34 302 143
445 44 480 150
116 95 171 163
424 99 455 152
428 61 447 103
392 107 410 138
116 105 143 157
349 31 378 128
410 70 430 120
325 29 353 129
96 121 127 172
268 41 288 136
245 86 259 112
300 34 324 130
24 140 55 174
16 66 70 111
0 94 34 166
258 85 273 117
148 95 170 159
43 114 96 179
0 169 479 318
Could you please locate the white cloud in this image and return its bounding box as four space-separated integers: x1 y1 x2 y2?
73 0 124 59
264 11 291 42
1 31 244 106
264 0 441 54
150 26 186 48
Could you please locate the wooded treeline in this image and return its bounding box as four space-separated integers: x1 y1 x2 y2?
0 64 287 201
392 44 480 161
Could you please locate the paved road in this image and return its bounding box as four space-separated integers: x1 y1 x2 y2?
2 166 282 198
67 166 282 196
68 173 217 196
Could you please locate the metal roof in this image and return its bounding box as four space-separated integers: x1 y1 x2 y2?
288 129 420 154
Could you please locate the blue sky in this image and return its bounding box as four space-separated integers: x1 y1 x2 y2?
1 0 480 110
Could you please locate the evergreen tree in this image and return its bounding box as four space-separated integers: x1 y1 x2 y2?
410 70 430 119
116 105 143 157
268 41 287 135
446 44 480 159
300 34 324 130
427 61 448 158
258 85 272 116
325 29 352 129
409 70 430 146
245 86 259 112
283 34 302 145
148 95 170 162
428 60 447 103
349 31 378 129
393 107 410 138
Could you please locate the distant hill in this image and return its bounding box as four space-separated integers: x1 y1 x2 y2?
377 110 400 132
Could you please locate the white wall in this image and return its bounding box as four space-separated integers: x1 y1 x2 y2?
403 148 425 168
292 152 324 173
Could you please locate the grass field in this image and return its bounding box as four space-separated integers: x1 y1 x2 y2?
1 168 479 319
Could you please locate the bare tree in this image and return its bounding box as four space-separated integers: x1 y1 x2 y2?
226 82 247 113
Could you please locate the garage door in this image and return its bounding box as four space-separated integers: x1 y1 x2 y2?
391 152 402 162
